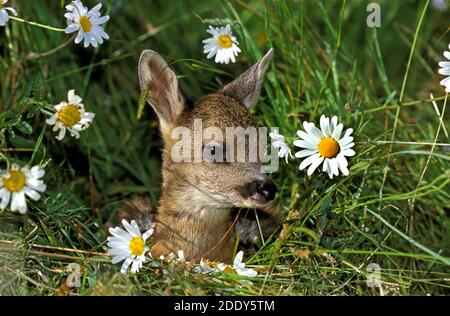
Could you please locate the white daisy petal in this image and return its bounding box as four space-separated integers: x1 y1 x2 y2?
299 153 321 170
342 149 356 157
24 187 41 201
10 192 20 212
111 254 127 264
338 136 354 147
444 51 450 60
142 228 154 240
320 115 331 136
30 166 45 178
330 116 338 134
438 67 450 76
91 15 109 25
295 149 318 158
65 0 109 48
0 164 46 214
296 130 309 140
295 115 356 178
322 158 329 172
343 128 353 138
68 90 82 104
4 7 17 16
303 122 323 139
232 251 257 277
56 126 67 141
233 251 244 267
307 156 324 176
333 123 344 139
130 220 142 236
120 257 134 274
336 154 349 176
0 189 11 209
440 77 450 86
439 61 450 68
438 47 450 91
329 158 339 176
202 24 240 64
75 31 84 44
107 242 130 252
109 227 131 240
131 257 144 273
65 23 80 34
46 90 94 140
293 139 317 150
107 218 153 274
270 131 292 162
0 1 17 26
326 167 334 179
341 142 355 151
16 192 27 214
122 219 139 237
25 180 46 193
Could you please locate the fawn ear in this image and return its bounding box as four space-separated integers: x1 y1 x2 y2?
219 48 274 109
139 50 184 132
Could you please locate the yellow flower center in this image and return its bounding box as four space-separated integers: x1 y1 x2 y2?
129 237 145 256
80 16 92 33
223 265 236 274
58 104 81 127
318 137 340 158
217 35 233 49
3 171 26 192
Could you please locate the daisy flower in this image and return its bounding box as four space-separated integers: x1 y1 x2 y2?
107 219 154 274
0 164 46 214
193 252 257 277
46 90 95 141
64 0 110 48
269 130 293 163
177 250 186 262
193 259 217 274
438 44 450 93
294 115 355 179
202 24 241 64
0 0 17 27
232 251 257 277
431 0 448 12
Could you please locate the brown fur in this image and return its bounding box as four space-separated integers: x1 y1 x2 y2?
130 49 279 263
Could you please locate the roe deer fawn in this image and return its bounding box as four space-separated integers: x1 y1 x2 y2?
117 48 279 263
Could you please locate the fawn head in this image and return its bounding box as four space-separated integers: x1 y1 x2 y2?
138 49 276 211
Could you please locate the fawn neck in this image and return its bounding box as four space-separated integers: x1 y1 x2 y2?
152 174 237 263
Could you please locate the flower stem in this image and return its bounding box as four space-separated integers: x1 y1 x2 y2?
9 16 65 32
0 153 11 170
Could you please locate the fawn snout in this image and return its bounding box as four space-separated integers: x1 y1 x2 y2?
237 179 277 204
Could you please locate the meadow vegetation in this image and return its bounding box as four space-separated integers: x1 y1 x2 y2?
0 0 449 295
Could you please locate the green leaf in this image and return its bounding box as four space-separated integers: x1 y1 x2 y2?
137 88 149 121
14 121 33 135
350 161 371 171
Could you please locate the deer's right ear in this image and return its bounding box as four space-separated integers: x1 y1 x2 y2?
219 48 274 109
139 50 184 132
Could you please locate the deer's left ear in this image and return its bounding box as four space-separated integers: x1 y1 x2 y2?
219 48 273 109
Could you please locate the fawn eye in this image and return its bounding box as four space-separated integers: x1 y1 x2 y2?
203 144 226 163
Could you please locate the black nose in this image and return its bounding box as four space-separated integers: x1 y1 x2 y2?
237 180 277 203
257 181 277 201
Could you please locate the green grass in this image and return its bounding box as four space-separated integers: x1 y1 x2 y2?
0 0 449 295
